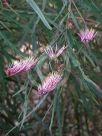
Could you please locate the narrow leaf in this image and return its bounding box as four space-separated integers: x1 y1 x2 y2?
26 0 52 30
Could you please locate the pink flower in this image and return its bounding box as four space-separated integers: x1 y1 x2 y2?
45 45 66 59
5 57 38 77
38 72 62 95
78 28 96 43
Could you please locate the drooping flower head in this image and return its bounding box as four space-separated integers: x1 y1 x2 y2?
5 57 38 77
78 28 96 43
45 45 66 59
38 72 62 95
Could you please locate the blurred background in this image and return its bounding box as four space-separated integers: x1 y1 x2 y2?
0 0 102 135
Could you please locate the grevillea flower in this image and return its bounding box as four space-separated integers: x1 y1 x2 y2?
45 45 66 59
5 57 38 77
78 28 96 43
38 72 62 95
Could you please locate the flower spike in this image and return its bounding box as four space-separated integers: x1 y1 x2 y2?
78 28 96 43
5 57 38 77
45 45 66 59
38 72 62 95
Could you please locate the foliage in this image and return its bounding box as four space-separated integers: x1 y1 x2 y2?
0 0 102 135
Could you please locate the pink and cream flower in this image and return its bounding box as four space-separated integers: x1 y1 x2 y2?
45 45 66 59
5 57 38 77
78 28 96 43
38 72 62 95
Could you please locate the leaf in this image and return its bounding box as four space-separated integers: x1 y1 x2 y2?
49 89 59 132
84 76 102 98
70 11 80 30
26 0 52 30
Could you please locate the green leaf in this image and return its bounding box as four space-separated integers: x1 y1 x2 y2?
26 0 52 30
84 76 102 98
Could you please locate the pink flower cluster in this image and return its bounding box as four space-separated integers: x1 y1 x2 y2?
5 57 38 77
45 45 66 59
37 72 62 95
5 45 65 95
78 28 96 43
